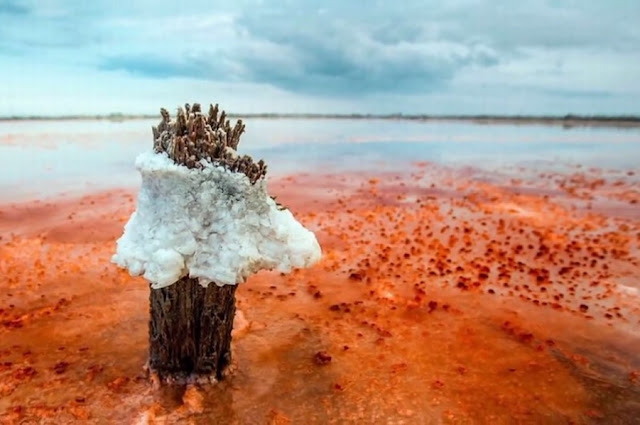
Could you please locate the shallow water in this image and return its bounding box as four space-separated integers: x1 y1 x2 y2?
0 119 639 423
2 118 639 201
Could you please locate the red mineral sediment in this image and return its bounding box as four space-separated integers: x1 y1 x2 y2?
1 161 639 423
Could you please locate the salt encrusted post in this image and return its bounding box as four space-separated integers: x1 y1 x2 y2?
112 103 321 383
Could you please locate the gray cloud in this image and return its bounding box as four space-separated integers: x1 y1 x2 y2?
437 2 640 52
230 14 499 95
99 56 218 79
92 1 640 98
98 2 501 95
1 0 639 114
0 1 104 56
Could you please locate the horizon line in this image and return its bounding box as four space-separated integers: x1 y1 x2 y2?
1 113 640 129
2 112 640 120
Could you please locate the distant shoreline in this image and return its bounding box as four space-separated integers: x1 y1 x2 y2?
1 113 640 129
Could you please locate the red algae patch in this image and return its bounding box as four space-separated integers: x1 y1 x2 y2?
1 163 640 423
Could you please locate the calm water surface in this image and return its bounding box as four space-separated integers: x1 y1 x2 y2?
1 118 639 201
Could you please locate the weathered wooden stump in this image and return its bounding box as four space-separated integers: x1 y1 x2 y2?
149 277 237 381
148 103 259 382
112 101 320 383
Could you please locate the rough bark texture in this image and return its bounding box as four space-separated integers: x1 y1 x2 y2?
149 276 238 381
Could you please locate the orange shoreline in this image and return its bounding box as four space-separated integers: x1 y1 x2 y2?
1 165 639 423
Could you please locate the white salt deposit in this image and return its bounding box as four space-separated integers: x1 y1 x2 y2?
112 151 321 288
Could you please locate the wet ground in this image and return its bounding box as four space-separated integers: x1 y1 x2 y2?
1 119 639 424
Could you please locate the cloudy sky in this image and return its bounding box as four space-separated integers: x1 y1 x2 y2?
0 0 639 116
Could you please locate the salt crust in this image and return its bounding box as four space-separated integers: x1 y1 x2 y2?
112 151 321 288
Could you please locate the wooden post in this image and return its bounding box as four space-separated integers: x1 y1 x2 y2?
149 278 237 381
146 103 266 382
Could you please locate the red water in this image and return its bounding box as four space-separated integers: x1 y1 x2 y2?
1 162 639 424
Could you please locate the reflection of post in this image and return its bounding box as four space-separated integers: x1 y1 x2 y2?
113 103 321 383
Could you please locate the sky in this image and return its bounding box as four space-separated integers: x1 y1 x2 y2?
0 0 639 116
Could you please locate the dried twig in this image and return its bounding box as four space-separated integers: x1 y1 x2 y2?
152 102 266 184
